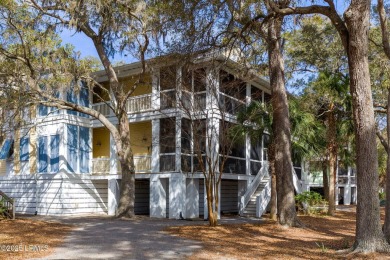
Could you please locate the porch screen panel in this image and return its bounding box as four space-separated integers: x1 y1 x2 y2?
38 136 48 173
67 125 78 172
79 127 90 173
160 118 176 153
50 135 60 173
20 137 29 162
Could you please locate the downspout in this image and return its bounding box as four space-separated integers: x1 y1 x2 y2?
34 172 38 215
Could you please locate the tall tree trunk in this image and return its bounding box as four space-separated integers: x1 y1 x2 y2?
327 104 337 216
206 176 218 227
322 159 329 201
116 111 136 218
93 38 136 218
384 89 390 242
268 16 297 227
269 140 277 221
344 2 389 252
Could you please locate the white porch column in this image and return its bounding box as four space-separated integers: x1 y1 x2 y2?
186 178 199 218
150 175 167 218
169 173 186 219
344 166 352 205
152 69 160 110
110 133 117 175
246 83 251 175
107 178 119 216
175 116 181 172
151 119 160 173
203 67 221 220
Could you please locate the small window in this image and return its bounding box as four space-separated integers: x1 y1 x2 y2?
0 139 13 160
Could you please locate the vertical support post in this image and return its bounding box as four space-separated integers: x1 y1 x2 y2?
151 119 160 173
152 69 160 110
186 178 199 218
107 178 119 216
204 67 221 220
246 83 251 175
169 173 186 219
150 175 167 218
176 116 181 172
110 133 117 175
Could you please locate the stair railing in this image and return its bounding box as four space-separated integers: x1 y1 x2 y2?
239 161 269 215
0 190 15 219
292 167 303 194
255 177 271 217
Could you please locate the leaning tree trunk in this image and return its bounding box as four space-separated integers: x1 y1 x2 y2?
116 110 136 218
344 2 390 252
268 16 297 227
384 89 390 242
92 37 136 218
327 104 337 216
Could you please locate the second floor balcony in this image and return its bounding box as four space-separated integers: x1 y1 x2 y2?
92 94 153 116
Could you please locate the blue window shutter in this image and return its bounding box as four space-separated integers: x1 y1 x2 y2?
0 139 13 159
67 125 78 172
20 137 29 162
67 88 78 115
79 84 90 118
38 136 48 173
79 127 90 173
50 135 60 173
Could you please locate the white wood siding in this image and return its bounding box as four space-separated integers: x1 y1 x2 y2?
0 175 108 215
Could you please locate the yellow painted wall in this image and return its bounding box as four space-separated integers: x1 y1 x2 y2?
93 128 110 158
123 74 152 97
93 73 152 104
29 126 37 174
130 121 152 155
0 161 6 176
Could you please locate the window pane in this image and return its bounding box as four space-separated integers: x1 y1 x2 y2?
38 136 48 173
67 125 78 172
50 135 60 173
79 127 90 173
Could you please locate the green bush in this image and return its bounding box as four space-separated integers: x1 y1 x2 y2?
295 191 328 215
379 191 386 200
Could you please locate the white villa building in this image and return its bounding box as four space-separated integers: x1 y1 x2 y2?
0 51 276 218
0 51 353 219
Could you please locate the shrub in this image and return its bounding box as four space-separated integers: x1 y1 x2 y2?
295 191 328 215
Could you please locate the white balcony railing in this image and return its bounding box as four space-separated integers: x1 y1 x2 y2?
92 94 152 116
126 94 152 113
92 155 151 175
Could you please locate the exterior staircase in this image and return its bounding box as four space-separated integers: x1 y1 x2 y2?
241 176 270 217
240 164 303 218
0 190 15 219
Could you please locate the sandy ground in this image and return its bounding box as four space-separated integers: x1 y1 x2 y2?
1 207 390 259
167 208 390 260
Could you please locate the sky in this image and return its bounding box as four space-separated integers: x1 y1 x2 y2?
59 1 350 61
